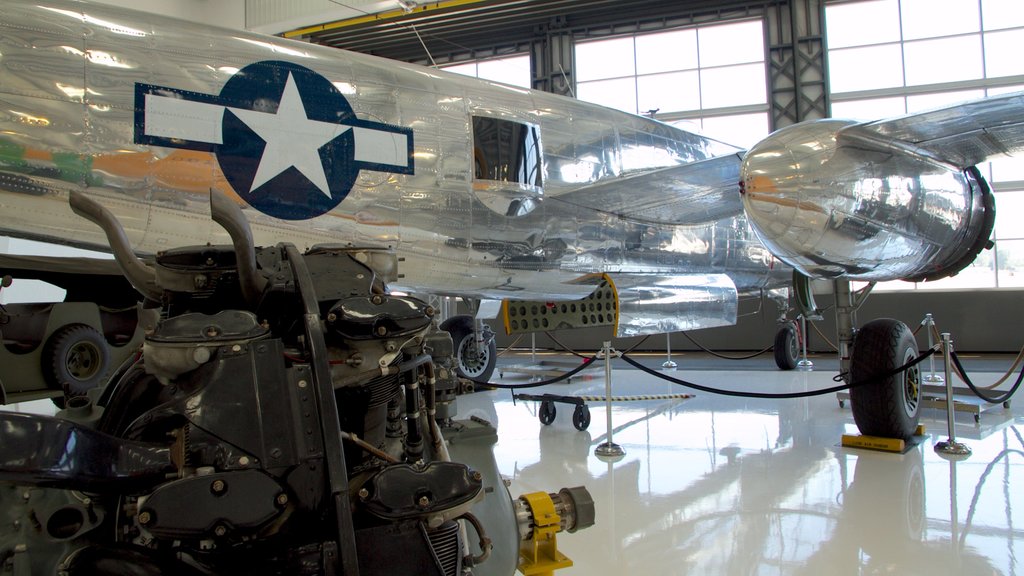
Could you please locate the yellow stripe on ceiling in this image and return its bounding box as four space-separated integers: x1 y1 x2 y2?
284 0 494 38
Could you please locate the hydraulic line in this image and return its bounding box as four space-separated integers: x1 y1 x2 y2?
496 333 525 357
458 512 492 566
810 320 839 352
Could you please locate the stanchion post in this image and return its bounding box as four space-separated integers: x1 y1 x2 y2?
935 332 971 460
662 332 677 370
595 341 625 461
923 314 943 383
797 315 813 370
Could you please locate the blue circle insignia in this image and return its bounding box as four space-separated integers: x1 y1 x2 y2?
216 61 357 221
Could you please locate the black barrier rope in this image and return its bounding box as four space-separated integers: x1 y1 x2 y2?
471 344 938 398
470 354 600 390
543 331 651 359
680 330 773 360
950 351 1024 405
617 346 938 400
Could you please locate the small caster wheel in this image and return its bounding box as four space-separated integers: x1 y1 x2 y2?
838 400 846 408
974 414 980 424
572 404 591 431
1004 401 1011 409
539 400 556 425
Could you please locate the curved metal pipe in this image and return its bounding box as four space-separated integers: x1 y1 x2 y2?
209 190 267 309
68 191 161 302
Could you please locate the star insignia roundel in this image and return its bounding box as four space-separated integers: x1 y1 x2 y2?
135 60 414 221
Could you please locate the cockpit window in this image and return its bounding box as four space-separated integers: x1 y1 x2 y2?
472 116 543 188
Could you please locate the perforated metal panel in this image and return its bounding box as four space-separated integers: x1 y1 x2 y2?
502 280 617 335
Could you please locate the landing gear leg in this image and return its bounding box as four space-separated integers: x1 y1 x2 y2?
834 280 873 384
834 281 920 440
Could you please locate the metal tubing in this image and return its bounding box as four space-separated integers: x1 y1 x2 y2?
924 314 943 383
663 333 677 369
210 189 268 309
943 333 956 441
594 341 625 460
604 342 613 443
935 332 971 459
797 314 813 369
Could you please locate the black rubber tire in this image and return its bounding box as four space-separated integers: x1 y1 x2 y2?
440 315 497 382
539 400 556 425
572 404 591 431
774 322 799 370
43 324 110 397
849 318 921 440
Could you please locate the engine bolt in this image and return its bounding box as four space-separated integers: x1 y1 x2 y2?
472 471 483 483
138 511 152 525
276 493 289 506
214 525 227 537
211 479 226 494
418 496 430 508
376 326 387 336
358 488 369 500
372 295 383 305
327 312 337 322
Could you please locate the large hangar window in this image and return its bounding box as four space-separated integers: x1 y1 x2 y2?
441 54 531 89
472 116 543 188
826 0 1024 290
574 19 770 149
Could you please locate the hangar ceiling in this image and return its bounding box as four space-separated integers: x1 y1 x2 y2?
287 0 776 65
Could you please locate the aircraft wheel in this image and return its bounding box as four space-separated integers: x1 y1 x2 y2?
849 319 921 440
539 400 556 425
43 324 110 397
774 322 799 370
441 315 497 383
572 404 591 431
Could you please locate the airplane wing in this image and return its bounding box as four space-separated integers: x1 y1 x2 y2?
549 153 744 226
840 90 1024 169
0 254 138 306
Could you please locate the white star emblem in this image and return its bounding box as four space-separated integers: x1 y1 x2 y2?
229 72 349 198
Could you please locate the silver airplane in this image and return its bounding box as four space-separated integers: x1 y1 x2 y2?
1 0 1020 432
0 1 1020 573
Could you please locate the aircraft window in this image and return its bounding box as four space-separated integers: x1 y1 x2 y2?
472 116 543 188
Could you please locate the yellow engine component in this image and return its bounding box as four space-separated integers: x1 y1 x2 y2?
515 487 594 576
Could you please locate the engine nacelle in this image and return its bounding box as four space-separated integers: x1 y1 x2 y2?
740 119 994 282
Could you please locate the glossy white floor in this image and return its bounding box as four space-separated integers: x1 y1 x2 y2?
463 352 1024 576
3 352 1021 575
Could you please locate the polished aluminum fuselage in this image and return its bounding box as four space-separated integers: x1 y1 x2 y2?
0 0 785 311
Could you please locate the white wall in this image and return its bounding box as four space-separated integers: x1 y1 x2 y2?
92 0 247 30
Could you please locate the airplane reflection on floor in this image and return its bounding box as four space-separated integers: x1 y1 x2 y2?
463 353 1024 575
